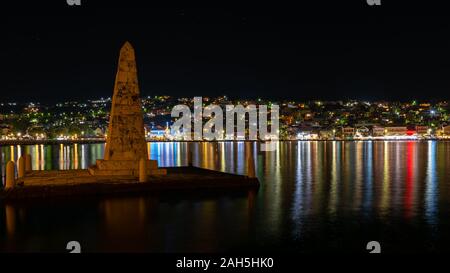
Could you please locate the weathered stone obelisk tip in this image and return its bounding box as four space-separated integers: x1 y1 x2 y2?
89 42 166 176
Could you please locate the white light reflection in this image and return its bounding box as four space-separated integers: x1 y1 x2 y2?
425 141 438 226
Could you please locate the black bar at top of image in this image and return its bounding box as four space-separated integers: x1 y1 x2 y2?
0 0 443 17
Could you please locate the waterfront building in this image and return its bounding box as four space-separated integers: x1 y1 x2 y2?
443 125 450 136
342 127 355 138
385 126 408 136
415 126 430 136
355 126 370 137
372 126 385 137
319 129 334 139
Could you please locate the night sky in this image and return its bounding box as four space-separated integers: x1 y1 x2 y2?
1 2 450 103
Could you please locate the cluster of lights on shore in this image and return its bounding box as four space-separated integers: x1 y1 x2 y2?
2 125 449 142
296 127 448 140
1 96 449 142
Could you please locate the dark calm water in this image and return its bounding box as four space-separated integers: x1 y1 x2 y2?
1 141 450 253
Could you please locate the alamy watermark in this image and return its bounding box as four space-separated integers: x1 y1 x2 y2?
66 241 81 253
366 241 381 253
66 0 81 6
170 97 279 151
366 0 381 6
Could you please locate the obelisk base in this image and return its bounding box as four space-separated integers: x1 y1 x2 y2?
88 159 167 176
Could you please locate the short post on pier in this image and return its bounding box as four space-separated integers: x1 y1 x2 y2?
25 154 32 173
5 161 16 189
18 156 26 179
139 157 147 182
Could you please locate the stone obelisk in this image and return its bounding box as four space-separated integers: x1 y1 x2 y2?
89 42 166 176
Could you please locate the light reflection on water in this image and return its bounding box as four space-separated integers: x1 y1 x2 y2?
1 141 450 252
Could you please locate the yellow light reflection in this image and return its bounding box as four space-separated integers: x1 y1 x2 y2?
40 144 44 170
10 145 14 162
59 144 64 170
74 143 78 169
381 142 390 213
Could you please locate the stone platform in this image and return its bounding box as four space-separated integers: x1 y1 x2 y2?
0 167 259 201
88 159 167 176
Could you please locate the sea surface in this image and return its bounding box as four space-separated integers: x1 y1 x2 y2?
1 141 450 253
